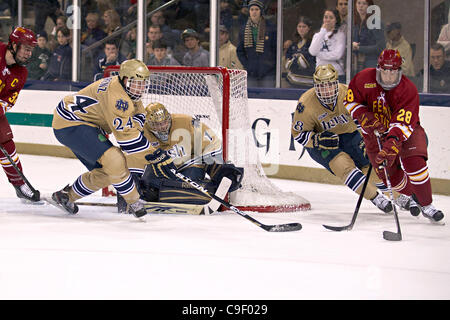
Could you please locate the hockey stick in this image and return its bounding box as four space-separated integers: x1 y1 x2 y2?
323 163 372 231
375 132 402 241
0 145 40 200
171 169 302 232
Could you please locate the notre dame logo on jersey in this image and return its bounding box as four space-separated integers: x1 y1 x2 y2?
115 99 129 112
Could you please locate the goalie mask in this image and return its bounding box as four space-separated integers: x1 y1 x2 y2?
376 49 403 90
313 64 339 109
145 102 172 142
119 59 150 101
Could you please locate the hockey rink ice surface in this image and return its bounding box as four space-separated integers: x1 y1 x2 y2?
1 155 449 300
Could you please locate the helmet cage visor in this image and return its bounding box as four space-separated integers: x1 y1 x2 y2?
147 113 171 142
125 78 149 101
314 80 339 105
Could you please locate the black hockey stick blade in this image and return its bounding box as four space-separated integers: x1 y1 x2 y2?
323 164 373 232
172 169 302 232
322 223 353 232
263 222 302 232
383 230 402 241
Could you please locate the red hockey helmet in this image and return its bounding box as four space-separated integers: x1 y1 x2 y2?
8 27 38 48
377 49 402 70
376 49 403 90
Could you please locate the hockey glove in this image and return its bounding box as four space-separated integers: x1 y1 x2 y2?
312 131 339 150
375 136 401 168
206 163 244 192
357 112 387 135
144 148 178 180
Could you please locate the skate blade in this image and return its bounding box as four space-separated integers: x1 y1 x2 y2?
41 196 76 215
19 198 46 205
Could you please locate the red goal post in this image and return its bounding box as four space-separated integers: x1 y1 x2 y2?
102 65 310 213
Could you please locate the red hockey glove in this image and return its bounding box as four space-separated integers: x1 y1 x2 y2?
357 112 387 135
375 136 401 168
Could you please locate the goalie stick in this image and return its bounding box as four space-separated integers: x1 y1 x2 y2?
0 145 40 201
375 132 402 241
171 169 302 232
322 164 372 232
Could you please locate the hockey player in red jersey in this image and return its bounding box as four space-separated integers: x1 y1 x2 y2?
345 49 444 223
0 27 40 202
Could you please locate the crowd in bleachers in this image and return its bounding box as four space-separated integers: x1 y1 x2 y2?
0 0 449 92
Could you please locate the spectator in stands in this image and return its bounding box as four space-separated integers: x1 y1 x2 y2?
285 16 316 88
49 15 67 52
336 0 348 33
181 28 209 67
385 22 415 77
27 31 51 80
236 0 277 87
437 8 450 59
82 12 107 47
33 0 63 35
43 26 72 81
416 43 450 93
93 39 126 80
121 27 137 59
102 8 122 41
81 12 107 61
147 40 180 66
309 8 346 82
218 24 243 70
352 0 385 73
149 10 180 50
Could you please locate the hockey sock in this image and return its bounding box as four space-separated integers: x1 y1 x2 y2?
0 140 25 186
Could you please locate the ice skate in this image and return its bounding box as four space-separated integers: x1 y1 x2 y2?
395 194 420 217
50 185 79 214
370 193 393 213
128 199 147 219
421 204 445 224
14 183 41 202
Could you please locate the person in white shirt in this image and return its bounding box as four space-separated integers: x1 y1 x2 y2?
309 8 346 82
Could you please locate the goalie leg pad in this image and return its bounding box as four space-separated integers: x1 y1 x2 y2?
205 163 244 192
158 179 212 205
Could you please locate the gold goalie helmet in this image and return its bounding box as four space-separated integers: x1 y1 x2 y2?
119 59 150 101
145 102 172 142
313 64 339 108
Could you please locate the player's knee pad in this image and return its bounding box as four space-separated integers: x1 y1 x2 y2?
98 147 128 179
205 163 244 192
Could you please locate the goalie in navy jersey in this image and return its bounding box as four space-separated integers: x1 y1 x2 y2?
345 49 444 223
291 64 392 213
119 102 244 212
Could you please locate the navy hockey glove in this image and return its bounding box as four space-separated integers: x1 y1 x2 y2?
312 131 339 150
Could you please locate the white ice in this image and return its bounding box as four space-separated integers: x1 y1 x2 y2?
1 155 449 300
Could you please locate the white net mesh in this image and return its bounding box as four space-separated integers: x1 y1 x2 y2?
105 66 309 212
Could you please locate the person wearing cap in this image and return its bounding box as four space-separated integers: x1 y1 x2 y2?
27 31 51 80
0 27 41 202
236 0 277 87
218 24 243 70
180 28 209 67
386 22 415 77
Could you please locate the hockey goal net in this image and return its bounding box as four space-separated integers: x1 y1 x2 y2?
103 65 310 212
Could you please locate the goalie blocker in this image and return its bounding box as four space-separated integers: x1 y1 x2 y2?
117 148 244 213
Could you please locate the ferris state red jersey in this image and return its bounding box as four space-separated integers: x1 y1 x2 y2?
0 42 28 116
345 68 420 145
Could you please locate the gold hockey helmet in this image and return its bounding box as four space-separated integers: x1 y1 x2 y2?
119 59 150 101
313 64 339 107
145 102 172 142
